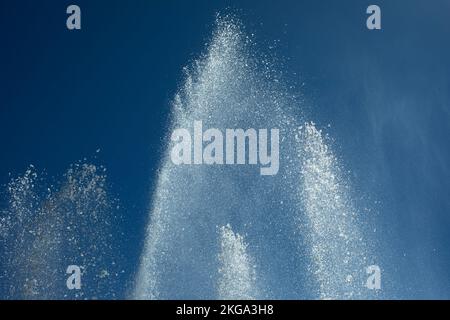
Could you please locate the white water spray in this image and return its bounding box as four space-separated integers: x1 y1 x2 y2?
217 224 257 300
134 15 376 300
0 163 121 299
298 123 371 299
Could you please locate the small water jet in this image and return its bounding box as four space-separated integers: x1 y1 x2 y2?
0 162 122 299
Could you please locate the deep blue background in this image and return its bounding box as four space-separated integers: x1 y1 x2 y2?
1 0 449 298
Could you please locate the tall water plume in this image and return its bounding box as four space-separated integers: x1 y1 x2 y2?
134 14 377 299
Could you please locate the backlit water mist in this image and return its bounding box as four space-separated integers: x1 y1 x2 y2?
134 15 378 299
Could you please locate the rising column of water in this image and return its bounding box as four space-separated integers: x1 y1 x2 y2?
217 224 257 300
297 123 372 299
133 15 301 299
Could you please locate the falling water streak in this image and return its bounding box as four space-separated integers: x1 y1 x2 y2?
217 224 257 300
297 123 370 299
